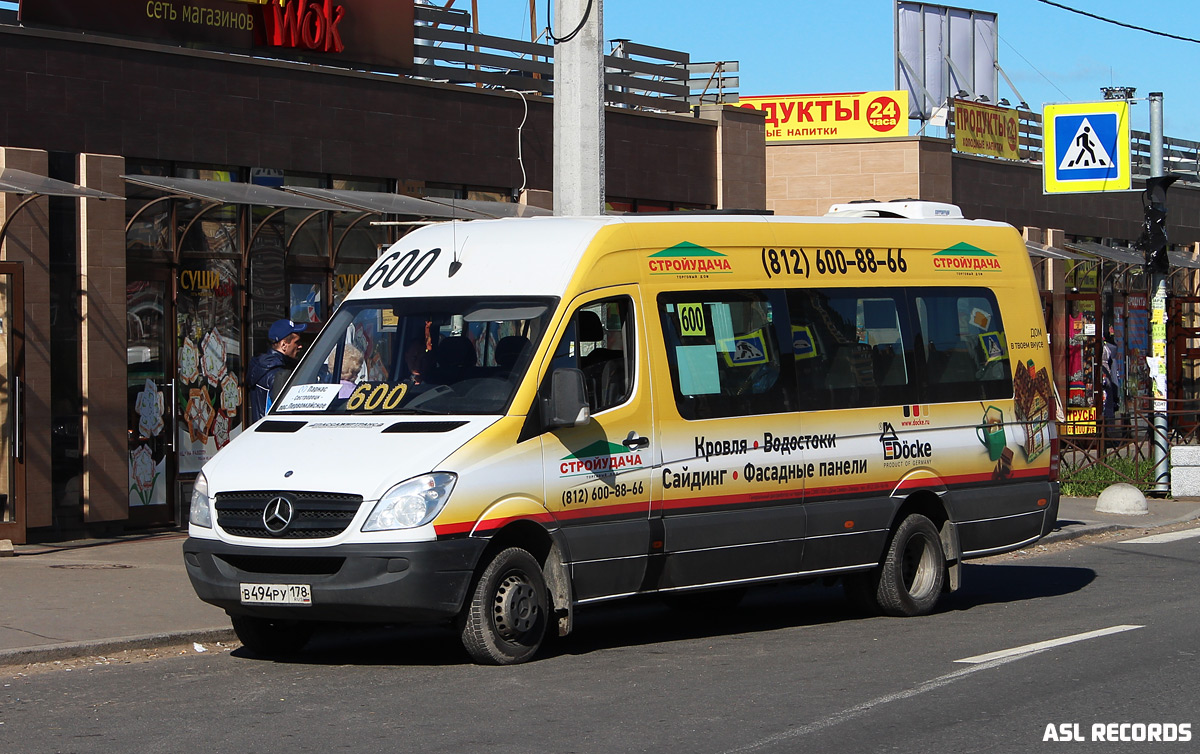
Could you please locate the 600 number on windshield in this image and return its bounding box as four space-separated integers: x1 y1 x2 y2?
345 382 408 411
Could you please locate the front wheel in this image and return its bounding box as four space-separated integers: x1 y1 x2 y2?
459 547 549 665
230 615 314 658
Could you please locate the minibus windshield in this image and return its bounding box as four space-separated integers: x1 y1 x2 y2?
272 297 555 416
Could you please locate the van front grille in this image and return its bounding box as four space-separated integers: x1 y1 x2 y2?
215 491 363 539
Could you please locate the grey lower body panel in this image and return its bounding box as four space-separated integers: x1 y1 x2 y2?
952 480 1060 558
183 537 488 623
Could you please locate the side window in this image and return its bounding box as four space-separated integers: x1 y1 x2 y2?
913 288 1013 403
543 297 634 413
658 291 794 420
788 288 917 410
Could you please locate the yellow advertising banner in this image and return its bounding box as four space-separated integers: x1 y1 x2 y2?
953 99 1020 159
1064 406 1097 436
737 91 909 142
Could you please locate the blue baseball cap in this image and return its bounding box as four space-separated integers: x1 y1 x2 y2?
268 319 307 343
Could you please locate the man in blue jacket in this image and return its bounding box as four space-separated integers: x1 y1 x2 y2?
247 319 306 423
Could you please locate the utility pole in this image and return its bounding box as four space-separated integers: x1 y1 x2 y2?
552 0 605 216
1140 92 1171 495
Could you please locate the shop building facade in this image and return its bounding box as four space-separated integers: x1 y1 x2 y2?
0 14 764 543
764 132 1200 446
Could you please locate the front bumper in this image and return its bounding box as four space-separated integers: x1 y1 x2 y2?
183 537 488 624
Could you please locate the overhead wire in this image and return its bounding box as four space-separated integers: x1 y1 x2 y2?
546 0 594 44
999 34 1072 101
1034 0 1200 45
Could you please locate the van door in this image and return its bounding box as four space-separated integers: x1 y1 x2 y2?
652 290 806 589
540 290 654 602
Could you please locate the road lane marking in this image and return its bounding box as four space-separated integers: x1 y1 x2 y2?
955 625 1144 664
722 652 1037 753
724 624 1146 753
1120 527 1200 545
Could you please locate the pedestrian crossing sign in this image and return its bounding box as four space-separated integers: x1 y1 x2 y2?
1044 101 1131 194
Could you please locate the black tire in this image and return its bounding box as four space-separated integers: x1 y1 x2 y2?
662 587 747 612
230 615 314 657
875 514 946 616
459 547 549 665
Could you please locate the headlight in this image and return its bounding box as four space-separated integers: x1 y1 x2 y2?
189 472 212 528
363 473 457 531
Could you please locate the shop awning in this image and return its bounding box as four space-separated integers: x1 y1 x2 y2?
421 196 553 218
1168 251 1200 270
122 175 347 211
1024 241 1087 260
281 187 489 219
0 167 122 200
1064 241 1144 265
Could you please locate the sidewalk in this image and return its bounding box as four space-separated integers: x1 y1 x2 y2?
3 497 1200 666
0 532 233 665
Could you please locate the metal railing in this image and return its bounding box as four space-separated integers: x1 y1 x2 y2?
956 107 1200 184
1057 397 1200 495
411 5 737 113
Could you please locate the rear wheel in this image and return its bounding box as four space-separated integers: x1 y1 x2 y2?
459 547 549 665
230 615 314 657
876 514 946 616
842 513 946 617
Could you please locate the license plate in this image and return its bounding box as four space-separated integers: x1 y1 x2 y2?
240 583 312 605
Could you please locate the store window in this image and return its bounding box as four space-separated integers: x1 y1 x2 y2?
176 258 243 473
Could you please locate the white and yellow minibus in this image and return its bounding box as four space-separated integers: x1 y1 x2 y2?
184 203 1060 664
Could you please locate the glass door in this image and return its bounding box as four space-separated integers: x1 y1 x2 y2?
127 270 173 520
0 262 26 544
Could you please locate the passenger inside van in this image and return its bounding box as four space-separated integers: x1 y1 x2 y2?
579 310 626 411
495 335 531 378
433 335 477 385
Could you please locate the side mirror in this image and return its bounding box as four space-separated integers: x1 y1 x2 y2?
546 368 590 429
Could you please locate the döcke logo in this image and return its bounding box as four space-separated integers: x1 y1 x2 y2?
883 438 932 461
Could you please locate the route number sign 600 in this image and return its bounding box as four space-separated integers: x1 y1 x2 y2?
362 247 441 290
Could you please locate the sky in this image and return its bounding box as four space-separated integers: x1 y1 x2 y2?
471 0 1200 141
3 1 1196 138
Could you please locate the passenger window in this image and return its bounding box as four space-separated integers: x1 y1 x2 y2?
543 297 634 413
913 289 1013 402
788 289 917 410
658 291 794 420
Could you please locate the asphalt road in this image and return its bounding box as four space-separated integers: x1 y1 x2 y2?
3 527 1199 754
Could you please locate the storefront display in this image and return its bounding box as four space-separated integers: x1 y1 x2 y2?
127 279 169 507
176 259 242 473
1126 294 1151 413
1067 298 1097 410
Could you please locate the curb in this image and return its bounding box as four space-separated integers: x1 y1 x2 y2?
0 628 237 668
1039 524 1124 546
1040 510 1200 547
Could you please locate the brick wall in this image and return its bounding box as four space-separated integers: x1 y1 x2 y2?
0 26 719 207
78 154 127 524
765 139 938 216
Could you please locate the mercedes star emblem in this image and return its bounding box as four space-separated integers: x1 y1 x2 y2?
262 496 295 535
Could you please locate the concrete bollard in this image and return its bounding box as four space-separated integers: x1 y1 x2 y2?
1096 483 1149 515
0 539 13 557
1170 446 1200 498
